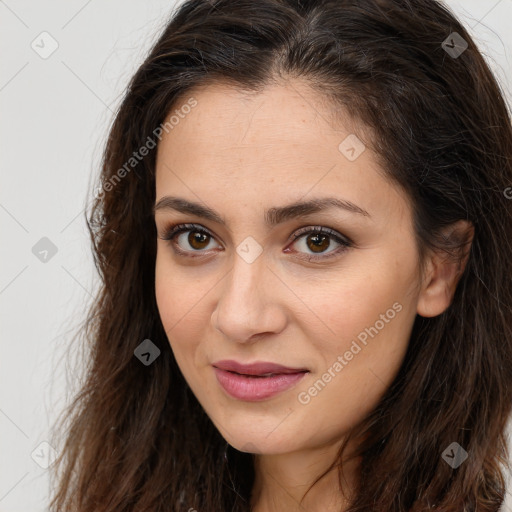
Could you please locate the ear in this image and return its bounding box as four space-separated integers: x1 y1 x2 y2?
416 220 474 318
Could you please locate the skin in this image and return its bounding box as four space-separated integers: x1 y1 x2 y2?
154 79 472 512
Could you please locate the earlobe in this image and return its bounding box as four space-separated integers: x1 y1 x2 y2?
416 220 474 318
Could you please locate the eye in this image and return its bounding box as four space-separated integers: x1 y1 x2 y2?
158 223 221 257
158 223 352 261
285 225 352 261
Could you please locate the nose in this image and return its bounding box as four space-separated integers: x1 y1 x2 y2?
211 252 287 344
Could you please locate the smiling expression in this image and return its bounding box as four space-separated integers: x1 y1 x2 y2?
154 79 423 454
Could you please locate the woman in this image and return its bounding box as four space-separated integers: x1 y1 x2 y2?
49 0 512 510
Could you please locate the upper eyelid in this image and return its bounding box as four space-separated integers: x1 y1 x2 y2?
167 223 217 240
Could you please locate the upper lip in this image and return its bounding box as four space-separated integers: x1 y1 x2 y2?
212 359 309 376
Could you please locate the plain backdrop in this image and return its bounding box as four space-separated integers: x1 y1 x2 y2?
1 1 512 510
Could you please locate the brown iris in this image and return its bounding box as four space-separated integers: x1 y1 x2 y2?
188 231 210 250
306 233 330 253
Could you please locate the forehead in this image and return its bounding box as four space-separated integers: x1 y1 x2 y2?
158 79 359 156
154 80 411 225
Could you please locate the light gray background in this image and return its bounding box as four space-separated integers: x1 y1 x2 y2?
1 1 511 510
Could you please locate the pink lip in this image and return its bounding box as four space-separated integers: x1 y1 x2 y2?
212 359 309 375
212 359 309 401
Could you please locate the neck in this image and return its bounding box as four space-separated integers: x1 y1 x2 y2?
249 439 360 512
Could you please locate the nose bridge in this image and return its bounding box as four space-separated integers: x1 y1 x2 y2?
221 252 267 319
213 249 284 342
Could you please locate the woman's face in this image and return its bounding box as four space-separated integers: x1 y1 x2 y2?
154 80 423 455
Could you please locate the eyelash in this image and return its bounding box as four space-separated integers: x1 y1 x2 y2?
158 222 353 262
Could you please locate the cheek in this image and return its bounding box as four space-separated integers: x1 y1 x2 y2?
155 254 199 361
155 256 178 336
291 261 417 426
155 252 219 380
155 250 207 334
301 253 416 348
291 312 414 451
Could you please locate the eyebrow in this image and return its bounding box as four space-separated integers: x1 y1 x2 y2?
153 195 371 227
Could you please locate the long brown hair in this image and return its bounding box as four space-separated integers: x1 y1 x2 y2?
49 0 512 510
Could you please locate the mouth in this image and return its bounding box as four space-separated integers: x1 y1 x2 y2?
212 359 309 376
222 371 287 378
212 360 310 401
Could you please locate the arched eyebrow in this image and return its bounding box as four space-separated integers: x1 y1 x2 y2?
153 196 371 227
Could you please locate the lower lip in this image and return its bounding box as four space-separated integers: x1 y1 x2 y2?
213 367 308 401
